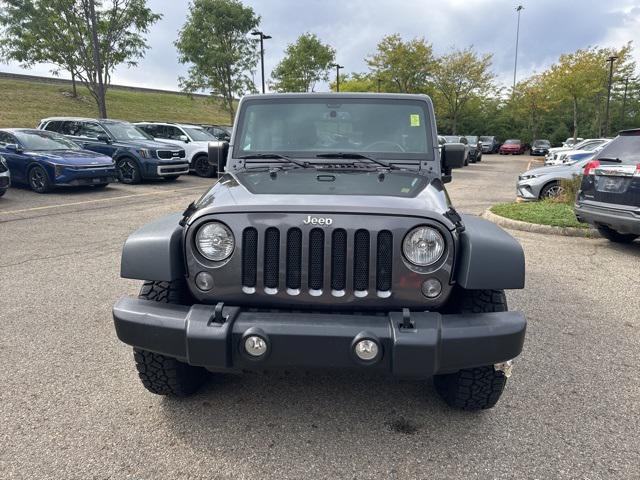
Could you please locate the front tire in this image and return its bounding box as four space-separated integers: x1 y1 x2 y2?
28 165 52 193
539 181 564 200
597 225 638 244
133 280 207 396
435 289 510 410
116 157 141 184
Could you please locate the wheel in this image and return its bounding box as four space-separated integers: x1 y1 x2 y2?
597 225 638 244
116 157 141 184
28 165 52 193
0 189 6 197
434 289 510 410
193 155 217 177
539 181 565 200
133 280 207 396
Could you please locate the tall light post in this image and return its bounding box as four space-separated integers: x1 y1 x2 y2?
605 55 618 136
512 5 524 94
251 30 271 94
331 63 344 92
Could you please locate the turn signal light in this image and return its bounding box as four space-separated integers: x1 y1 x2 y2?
583 160 601 175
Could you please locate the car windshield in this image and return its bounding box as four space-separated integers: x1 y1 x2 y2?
235 98 433 161
505 139 521 145
183 127 216 142
14 130 80 151
480 136 493 142
465 136 478 143
105 122 153 141
443 136 460 143
595 134 640 165
533 140 550 147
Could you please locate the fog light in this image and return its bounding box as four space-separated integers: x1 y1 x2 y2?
195 271 214 291
244 335 267 357
421 278 442 298
354 339 379 361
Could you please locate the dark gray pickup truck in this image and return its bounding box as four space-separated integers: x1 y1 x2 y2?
113 93 526 411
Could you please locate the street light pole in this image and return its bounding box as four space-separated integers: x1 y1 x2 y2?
251 30 272 94
331 63 344 92
512 5 524 94
605 55 618 136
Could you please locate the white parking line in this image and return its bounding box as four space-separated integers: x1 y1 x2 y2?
0 185 206 215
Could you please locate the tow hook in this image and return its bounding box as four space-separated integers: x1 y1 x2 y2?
494 360 514 378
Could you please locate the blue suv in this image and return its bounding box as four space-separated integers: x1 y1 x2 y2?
38 117 189 184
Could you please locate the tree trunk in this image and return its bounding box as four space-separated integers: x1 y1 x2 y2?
451 111 457 135
71 71 77 98
87 0 107 118
572 96 578 141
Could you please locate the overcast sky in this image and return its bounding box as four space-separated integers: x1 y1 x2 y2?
3 0 640 91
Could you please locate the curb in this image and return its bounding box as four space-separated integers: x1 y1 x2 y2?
482 208 601 238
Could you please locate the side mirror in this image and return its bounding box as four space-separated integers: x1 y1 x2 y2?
97 134 111 143
5 143 23 153
208 141 229 174
179 135 190 143
441 143 466 183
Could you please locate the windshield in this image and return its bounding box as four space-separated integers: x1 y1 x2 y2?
105 122 153 141
505 139 521 145
480 136 493 142
235 98 433 161
443 136 460 143
596 134 640 165
14 131 80 151
183 127 216 142
533 140 550 147
465 136 478 143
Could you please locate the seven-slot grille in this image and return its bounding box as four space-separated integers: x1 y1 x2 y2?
241 226 393 297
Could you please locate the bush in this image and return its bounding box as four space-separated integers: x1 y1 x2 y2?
557 174 583 204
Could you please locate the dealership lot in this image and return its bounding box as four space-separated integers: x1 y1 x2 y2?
1 155 638 479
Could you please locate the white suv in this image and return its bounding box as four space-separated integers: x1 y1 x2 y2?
135 122 221 177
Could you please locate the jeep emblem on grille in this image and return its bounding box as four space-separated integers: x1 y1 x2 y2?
303 215 333 226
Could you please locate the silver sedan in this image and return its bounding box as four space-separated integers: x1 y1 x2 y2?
516 158 591 200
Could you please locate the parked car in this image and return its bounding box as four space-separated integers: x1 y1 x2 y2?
442 135 470 165
530 139 551 156
575 129 640 243
464 135 483 162
201 124 232 142
562 137 584 148
499 139 525 155
135 122 221 177
0 128 117 193
545 138 610 166
0 155 10 196
517 157 594 200
113 93 527 411
480 136 500 153
38 117 189 184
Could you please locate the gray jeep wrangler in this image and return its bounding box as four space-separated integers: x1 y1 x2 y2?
113 93 526 411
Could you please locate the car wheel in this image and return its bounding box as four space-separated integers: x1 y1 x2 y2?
539 181 565 200
193 155 217 177
434 289 510 410
0 189 6 197
133 280 208 396
596 225 638 244
28 165 52 193
116 157 141 184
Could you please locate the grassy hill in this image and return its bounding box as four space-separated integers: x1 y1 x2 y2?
0 77 231 128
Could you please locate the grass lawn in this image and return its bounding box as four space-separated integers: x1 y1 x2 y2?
0 77 231 128
491 200 588 229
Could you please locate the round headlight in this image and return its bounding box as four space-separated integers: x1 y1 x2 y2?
403 226 445 266
196 222 234 261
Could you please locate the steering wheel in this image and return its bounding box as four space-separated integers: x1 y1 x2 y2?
364 141 405 152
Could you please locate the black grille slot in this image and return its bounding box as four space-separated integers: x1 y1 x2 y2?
242 228 258 287
331 229 347 290
376 231 393 291
353 229 370 291
308 229 325 290
286 228 302 289
263 227 280 288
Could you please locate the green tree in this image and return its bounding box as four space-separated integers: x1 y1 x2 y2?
366 34 434 93
0 0 161 117
329 72 377 92
176 0 259 122
270 33 335 92
430 47 496 134
511 74 553 140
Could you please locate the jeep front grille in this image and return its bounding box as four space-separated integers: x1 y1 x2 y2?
241 226 393 297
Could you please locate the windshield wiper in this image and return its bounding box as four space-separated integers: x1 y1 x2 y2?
239 153 309 168
315 152 399 169
597 157 622 163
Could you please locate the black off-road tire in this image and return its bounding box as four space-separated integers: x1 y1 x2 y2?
133 280 207 396
193 154 217 177
434 288 510 411
597 225 638 244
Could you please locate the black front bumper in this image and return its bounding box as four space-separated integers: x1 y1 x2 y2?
113 297 526 377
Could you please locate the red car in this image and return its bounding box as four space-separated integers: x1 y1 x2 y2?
499 139 526 155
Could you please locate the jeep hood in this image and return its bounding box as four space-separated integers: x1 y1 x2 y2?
189 169 453 226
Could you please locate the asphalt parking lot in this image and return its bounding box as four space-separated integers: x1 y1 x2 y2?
1 156 639 479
